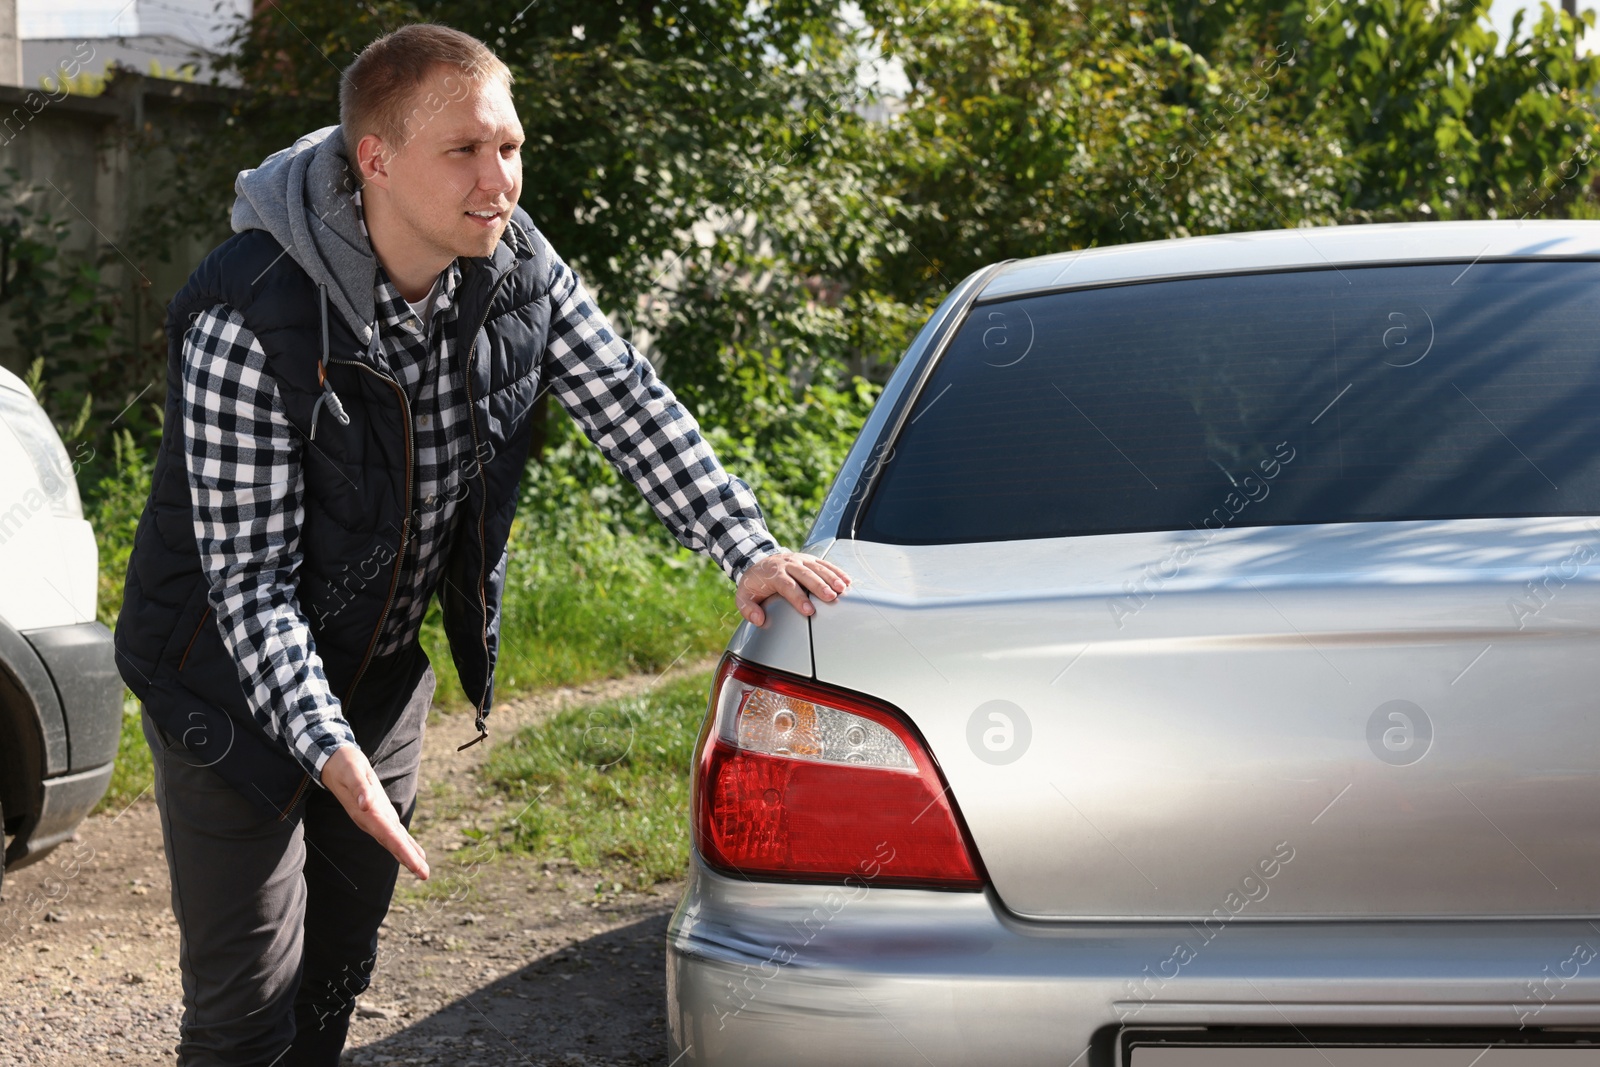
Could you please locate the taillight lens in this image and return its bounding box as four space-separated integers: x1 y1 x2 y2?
693 655 984 890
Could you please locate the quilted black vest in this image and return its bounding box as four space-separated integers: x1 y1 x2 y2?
114 207 553 817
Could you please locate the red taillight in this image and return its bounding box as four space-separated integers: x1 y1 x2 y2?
692 655 984 890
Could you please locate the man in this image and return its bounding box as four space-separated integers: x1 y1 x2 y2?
113 23 850 1065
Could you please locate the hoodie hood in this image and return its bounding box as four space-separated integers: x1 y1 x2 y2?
232 124 377 345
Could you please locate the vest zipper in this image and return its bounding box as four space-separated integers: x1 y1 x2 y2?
456 270 514 751
328 357 415 713
274 357 414 820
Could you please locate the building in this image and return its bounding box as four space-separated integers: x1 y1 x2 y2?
6 0 249 89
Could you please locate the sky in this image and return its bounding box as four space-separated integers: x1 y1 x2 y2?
1487 1 1596 52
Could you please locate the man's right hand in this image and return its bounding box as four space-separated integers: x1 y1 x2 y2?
321 746 430 880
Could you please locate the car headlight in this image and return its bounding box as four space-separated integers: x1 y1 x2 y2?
0 386 83 520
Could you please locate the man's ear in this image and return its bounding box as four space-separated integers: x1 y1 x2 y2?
357 132 393 190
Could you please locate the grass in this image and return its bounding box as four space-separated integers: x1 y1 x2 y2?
475 668 714 887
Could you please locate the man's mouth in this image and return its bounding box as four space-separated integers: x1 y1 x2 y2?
465 208 504 228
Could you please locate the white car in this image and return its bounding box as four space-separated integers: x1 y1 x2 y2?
670 220 1600 1064
0 365 120 889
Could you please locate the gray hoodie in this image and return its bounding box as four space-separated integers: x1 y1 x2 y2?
230 124 378 347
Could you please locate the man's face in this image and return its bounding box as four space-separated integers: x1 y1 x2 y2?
363 65 525 261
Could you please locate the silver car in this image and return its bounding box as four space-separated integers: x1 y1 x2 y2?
668 220 1600 1065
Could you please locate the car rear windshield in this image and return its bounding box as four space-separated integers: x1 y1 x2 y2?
857 260 1600 545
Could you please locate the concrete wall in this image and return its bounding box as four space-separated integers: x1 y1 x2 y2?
0 68 239 377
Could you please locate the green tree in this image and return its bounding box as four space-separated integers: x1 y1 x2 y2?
863 1 1350 301
1274 0 1600 220
860 0 1600 315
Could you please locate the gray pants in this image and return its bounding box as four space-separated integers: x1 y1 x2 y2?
142 644 435 1067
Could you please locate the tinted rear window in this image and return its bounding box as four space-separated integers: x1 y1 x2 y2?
857 261 1600 544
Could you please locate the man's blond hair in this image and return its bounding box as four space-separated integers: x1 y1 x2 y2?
340 23 512 163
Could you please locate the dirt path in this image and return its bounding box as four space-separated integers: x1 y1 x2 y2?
0 657 718 1067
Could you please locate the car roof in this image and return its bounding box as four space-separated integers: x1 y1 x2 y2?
978 219 1600 302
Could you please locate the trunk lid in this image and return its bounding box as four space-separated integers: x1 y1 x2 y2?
809 518 1600 919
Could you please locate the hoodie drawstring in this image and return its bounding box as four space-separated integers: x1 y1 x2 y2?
309 284 351 439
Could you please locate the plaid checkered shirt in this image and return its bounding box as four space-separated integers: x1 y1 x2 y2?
180 198 782 784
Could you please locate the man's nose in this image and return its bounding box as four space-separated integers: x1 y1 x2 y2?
480 154 516 197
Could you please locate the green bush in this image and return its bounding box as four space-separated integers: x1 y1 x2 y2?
89 429 152 627
88 430 154 813
415 356 879 714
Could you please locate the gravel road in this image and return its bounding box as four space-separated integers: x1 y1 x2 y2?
0 659 717 1066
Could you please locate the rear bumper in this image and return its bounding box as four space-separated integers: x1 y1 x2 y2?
667 855 1600 1066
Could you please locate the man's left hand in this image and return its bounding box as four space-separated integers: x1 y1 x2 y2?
322 746 430 881
736 551 852 628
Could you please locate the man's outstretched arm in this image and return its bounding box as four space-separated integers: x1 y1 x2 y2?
180 305 427 878
538 247 850 625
